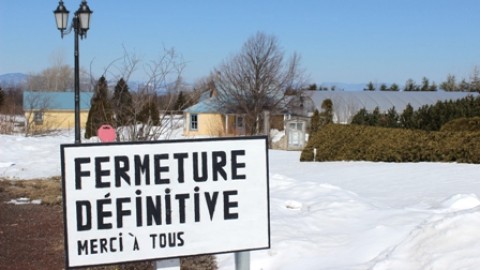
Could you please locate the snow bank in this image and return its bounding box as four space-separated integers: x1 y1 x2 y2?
370 207 480 270
0 133 76 179
2 133 480 269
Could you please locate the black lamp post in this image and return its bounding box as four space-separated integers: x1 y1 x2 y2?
54 0 92 144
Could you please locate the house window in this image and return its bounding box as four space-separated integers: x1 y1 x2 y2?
236 116 244 128
190 114 198 130
288 121 304 131
34 111 44 125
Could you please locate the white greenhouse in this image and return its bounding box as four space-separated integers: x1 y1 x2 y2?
305 91 479 124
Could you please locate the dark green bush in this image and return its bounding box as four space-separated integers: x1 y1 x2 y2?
301 124 480 164
441 117 480 132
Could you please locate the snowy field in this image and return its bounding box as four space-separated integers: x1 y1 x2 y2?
1 130 480 270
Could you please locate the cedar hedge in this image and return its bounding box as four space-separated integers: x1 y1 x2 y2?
440 116 480 132
301 124 480 164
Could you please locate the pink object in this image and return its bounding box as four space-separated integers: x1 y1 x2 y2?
97 124 116 142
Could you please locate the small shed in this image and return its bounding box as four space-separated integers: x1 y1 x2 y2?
283 94 316 150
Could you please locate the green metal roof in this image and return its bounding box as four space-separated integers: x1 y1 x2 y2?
184 97 221 113
23 91 93 111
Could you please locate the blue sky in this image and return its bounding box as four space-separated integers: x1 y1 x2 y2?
1 1 480 86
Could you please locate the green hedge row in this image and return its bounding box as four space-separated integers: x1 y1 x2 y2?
440 117 480 132
300 124 480 164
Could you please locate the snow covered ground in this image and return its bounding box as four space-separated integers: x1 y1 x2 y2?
1 130 480 269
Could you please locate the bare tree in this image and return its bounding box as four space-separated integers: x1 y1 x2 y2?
440 74 457 91
0 86 25 134
106 47 188 141
214 32 305 135
470 66 480 92
0 86 23 115
0 86 4 108
23 92 62 136
26 66 73 91
99 45 142 85
26 50 75 91
191 73 219 101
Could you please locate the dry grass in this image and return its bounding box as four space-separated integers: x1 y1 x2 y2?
0 177 218 270
0 176 62 205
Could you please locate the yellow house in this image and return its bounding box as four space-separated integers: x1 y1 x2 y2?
183 92 246 137
23 91 93 133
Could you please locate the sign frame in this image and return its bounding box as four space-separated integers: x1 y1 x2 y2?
60 136 270 269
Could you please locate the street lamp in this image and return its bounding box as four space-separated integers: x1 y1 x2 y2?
53 0 92 144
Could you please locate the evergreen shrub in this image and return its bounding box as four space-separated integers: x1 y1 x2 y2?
301 124 480 164
350 95 480 131
440 117 480 132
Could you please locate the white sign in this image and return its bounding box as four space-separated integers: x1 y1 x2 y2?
61 136 270 268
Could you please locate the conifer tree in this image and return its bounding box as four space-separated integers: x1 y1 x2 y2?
429 81 438 91
404 79 417 91
307 83 318 91
364 81 375 91
138 98 160 125
309 109 321 134
390 83 400 91
320 98 333 125
174 91 187 111
370 107 381 125
400 104 415 129
385 107 399 127
111 78 134 127
351 108 369 125
85 76 114 139
420 77 430 91
458 79 470 91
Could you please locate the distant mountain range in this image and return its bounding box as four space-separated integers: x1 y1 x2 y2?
0 73 373 92
0 73 28 87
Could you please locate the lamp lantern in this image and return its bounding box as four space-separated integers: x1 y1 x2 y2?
53 1 69 36
77 1 93 35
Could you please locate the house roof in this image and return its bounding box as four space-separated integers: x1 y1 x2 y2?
184 96 222 113
184 89 286 114
23 91 93 111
